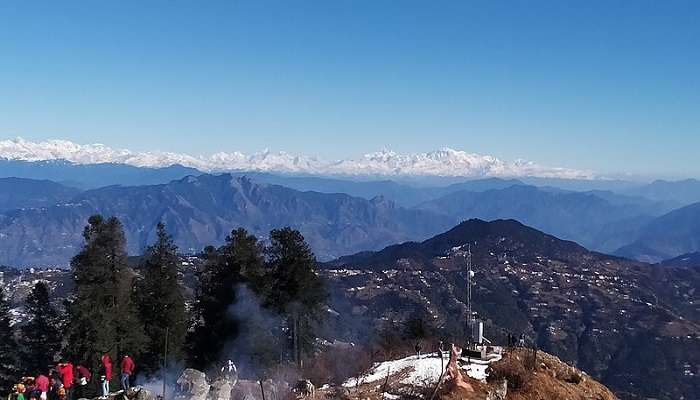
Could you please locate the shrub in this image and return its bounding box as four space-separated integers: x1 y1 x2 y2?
487 357 530 391
303 344 373 386
563 369 583 384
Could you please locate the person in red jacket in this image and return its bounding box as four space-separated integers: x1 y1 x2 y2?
74 364 90 400
75 365 90 386
57 362 74 400
119 355 135 391
34 374 49 400
100 353 112 399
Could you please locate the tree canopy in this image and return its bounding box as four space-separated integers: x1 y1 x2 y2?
138 223 188 374
19 281 63 374
0 288 19 394
67 215 146 371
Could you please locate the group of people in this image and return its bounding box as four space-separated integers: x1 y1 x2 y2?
506 333 526 348
9 354 136 400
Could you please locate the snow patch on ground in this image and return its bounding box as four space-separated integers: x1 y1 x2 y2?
344 353 499 388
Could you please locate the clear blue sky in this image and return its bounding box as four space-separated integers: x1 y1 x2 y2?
0 1 698 178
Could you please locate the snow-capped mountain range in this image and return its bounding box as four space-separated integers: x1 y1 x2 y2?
0 137 594 179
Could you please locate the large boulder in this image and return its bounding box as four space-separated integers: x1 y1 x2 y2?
176 368 210 400
209 379 233 400
128 387 157 400
231 380 289 400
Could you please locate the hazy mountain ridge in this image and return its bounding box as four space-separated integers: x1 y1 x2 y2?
0 177 81 212
412 185 667 253
626 178 700 206
0 159 202 188
234 174 526 207
1 167 700 264
615 201 700 262
0 174 454 267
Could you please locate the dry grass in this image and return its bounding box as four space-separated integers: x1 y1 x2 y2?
486 348 617 400
487 354 531 391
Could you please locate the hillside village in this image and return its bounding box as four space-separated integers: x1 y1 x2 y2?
1 219 698 399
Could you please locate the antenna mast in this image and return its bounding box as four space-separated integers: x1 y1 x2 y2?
466 244 472 341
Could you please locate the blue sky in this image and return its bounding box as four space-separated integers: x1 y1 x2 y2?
0 1 698 178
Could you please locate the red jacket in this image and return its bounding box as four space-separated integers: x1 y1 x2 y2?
35 375 49 393
58 363 74 389
101 354 113 380
121 356 135 375
76 365 91 381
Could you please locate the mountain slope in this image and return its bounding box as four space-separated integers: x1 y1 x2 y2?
615 202 700 262
0 174 453 266
661 252 700 268
0 177 81 212
323 219 700 400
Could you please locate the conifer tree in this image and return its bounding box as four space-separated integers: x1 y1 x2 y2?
67 215 147 373
19 281 63 373
264 228 326 367
188 228 264 370
0 287 19 394
138 223 187 374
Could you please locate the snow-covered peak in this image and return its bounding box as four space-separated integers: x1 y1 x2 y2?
0 137 595 179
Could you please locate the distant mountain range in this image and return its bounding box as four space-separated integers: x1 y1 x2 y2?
0 174 454 266
413 184 670 253
625 178 700 206
323 219 700 400
615 202 700 262
0 137 592 178
0 159 202 189
0 157 700 265
0 177 81 212
234 174 525 207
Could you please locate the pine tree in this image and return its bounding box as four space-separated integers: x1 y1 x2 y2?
0 287 20 394
187 228 265 370
19 281 63 373
67 215 147 373
264 228 326 367
138 223 187 375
